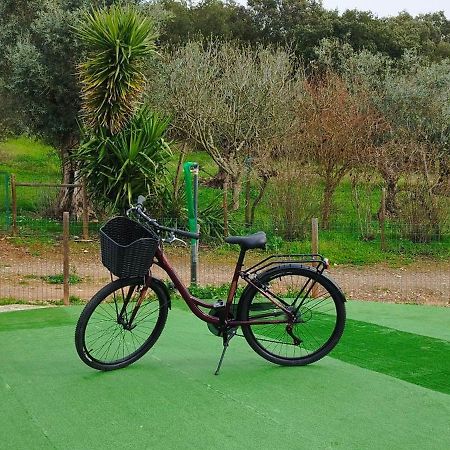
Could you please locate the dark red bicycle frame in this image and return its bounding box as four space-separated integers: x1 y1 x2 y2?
153 246 294 327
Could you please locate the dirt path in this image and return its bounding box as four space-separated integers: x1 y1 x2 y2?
0 239 449 305
0 304 51 313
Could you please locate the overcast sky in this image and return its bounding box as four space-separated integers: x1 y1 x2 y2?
321 1 449 18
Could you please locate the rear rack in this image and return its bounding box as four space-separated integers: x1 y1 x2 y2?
243 254 329 276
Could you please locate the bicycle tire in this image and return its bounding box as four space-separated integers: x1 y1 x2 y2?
75 277 169 371
238 264 345 366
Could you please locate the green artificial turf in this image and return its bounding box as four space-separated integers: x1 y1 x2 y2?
334 319 450 394
220 301 450 395
347 300 450 341
0 307 73 331
0 305 449 449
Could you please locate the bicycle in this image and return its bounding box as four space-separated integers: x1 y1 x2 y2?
75 196 346 374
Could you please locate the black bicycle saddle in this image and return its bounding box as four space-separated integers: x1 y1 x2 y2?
225 231 267 250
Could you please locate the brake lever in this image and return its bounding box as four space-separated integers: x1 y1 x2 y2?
162 233 187 247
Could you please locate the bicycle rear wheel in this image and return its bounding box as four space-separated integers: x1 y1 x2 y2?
238 265 345 366
75 277 169 371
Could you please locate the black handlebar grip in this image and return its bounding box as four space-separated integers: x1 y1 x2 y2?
158 223 199 240
175 229 200 240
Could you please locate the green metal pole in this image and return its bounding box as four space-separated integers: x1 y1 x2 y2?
183 162 199 285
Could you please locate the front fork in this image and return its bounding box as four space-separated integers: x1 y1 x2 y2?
118 274 151 330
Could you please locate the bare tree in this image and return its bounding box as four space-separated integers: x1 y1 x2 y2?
293 72 382 228
157 41 300 214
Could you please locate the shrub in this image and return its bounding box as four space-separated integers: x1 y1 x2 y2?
76 107 172 213
268 162 321 240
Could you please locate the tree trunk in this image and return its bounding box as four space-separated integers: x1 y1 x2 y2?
223 173 229 237
378 166 399 216
72 170 85 221
385 177 398 216
249 175 270 227
173 142 186 200
231 172 243 211
244 171 251 227
433 154 450 196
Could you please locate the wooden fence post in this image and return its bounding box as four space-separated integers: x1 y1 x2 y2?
11 174 17 236
63 212 70 306
311 218 319 298
380 187 387 251
82 181 89 240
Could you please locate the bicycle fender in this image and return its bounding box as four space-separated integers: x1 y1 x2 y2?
150 277 172 310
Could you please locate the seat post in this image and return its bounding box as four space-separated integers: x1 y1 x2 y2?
226 247 246 304
236 247 246 267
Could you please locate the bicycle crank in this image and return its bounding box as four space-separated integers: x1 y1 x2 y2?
206 302 238 337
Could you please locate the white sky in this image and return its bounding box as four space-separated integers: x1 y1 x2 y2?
321 1 450 18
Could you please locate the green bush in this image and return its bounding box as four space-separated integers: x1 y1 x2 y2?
76 107 172 213
42 274 82 285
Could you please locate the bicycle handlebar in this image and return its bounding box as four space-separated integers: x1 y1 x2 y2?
130 205 200 240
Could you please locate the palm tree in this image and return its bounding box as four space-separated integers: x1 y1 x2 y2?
74 4 172 213
77 107 172 212
76 4 157 135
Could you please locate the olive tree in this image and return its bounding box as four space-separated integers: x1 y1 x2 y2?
315 41 450 215
379 56 450 196
154 41 300 216
3 2 83 202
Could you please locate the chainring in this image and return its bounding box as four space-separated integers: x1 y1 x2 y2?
206 305 237 337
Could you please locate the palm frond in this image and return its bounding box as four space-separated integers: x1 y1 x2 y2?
75 5 157 134
76 108 172 212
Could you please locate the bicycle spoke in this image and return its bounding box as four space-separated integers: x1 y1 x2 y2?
79 280 168 368
242 267 344 363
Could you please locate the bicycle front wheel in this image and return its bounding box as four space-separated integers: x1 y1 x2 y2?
75 277 169 371
238 265 345 366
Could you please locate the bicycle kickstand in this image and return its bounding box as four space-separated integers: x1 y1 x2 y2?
214 328 236 376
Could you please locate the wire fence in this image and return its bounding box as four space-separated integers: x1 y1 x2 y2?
0 216 448 306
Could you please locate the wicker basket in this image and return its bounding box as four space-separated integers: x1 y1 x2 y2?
100 216 159 278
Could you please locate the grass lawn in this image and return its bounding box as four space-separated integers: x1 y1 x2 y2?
0 136 60 183
0 302 449 449
0 136 60 212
